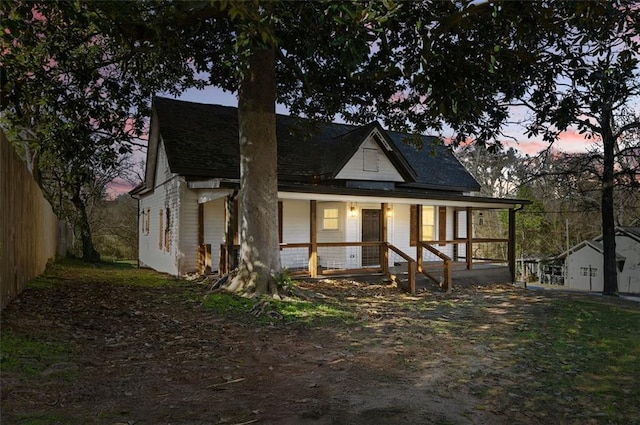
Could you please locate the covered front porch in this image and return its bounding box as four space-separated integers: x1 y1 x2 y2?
195 189 522 295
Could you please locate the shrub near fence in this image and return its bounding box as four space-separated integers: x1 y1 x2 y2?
0 131 71 310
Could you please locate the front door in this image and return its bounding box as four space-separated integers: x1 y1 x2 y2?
362 209 381 267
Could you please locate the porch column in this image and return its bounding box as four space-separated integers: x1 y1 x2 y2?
508 207 516 283
309 200 318 277
224 194 236 274
453 209 459 261
381 202 389 275
197 203 205 274
416 204 423 272
466 206 473 270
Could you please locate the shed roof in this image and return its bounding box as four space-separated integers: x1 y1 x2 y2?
592 226 640 244
616 227 640 242
557 240 626 262
152 97 481 193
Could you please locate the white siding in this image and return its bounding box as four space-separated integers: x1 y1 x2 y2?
565 246 604 292
203 198 225 272
457 209 467 260
389 204 413 262
178 184 199 274
155 138 173 188
457 210 467 238
280 200 310 270
317 202 346 268
138 144 181 275
282 200 309 243
617 236 640 294
335 136 404 181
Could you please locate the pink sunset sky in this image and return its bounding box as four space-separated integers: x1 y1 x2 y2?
109 86 594 197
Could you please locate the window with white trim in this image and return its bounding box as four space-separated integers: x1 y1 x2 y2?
422 206 435 241
323 208 339 230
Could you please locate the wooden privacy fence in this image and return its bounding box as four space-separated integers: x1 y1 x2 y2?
1 132 71 310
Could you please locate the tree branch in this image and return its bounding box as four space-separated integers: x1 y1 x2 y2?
613 120 640 140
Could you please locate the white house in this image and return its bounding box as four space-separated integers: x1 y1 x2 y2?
131 97 528 293
556 227 640 294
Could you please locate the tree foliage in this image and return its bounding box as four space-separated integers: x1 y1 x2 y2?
1 1 196 260
509 1 640 294
4 0 638 295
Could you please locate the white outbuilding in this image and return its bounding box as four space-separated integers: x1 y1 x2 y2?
557 227 640 294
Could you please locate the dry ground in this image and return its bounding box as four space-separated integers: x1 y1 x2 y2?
1 268 639 425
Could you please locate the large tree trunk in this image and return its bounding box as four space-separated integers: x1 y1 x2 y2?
601 109 617 295
71 188 101 263
226 46 281 297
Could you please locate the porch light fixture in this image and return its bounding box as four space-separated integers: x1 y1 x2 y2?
349 204 357 217
386 205 393 217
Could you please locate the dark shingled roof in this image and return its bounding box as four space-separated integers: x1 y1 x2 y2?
618 227 640 240
152 97 481 192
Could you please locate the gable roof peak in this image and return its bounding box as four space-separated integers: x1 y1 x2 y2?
150 97 482 192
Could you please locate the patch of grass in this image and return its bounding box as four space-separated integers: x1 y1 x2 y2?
511 299 640 422
11 413 72 425
202 293 358 326
275 299 358 326
34 259 178 288
27 274 60 290
0 330 71 377
202 293 254 315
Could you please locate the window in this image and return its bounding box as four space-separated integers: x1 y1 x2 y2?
141 208 150 235
159 209 164 250
580 267 597 277
164 208 171 251
410 205 435 245
323 208 339 230
422 206 435 241
363 148 379 172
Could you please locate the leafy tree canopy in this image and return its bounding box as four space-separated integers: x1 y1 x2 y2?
4 0 638 294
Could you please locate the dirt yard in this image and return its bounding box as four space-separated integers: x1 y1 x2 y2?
1 267 639 425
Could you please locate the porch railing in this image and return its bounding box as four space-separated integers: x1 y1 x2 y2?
215 241 418 295
208 237 510 294
417 241 452 293
384 242 418 295
418 239 508 265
